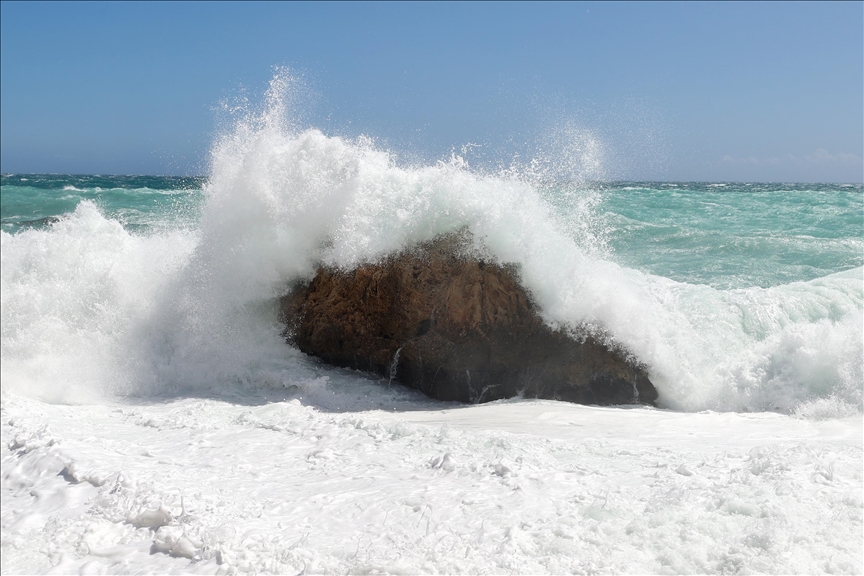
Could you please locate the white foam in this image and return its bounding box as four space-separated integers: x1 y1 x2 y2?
0 202 198 402
2 394 861 574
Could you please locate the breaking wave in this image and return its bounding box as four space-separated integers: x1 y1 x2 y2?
1 72 861 416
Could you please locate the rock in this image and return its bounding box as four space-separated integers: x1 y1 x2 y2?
279 235 657 406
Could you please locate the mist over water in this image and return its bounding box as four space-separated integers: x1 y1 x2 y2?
1 73 862 416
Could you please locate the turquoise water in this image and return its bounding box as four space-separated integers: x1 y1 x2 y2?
0 174 204 234
4 174 860 290
598 182 863 289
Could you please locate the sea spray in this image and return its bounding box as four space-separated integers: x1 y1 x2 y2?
1 71 861 414
0 202 198 401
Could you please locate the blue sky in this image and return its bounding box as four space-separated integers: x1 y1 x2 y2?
1 2 861 182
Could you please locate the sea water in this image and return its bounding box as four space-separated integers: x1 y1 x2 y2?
2 167 861 414
1 76 862 574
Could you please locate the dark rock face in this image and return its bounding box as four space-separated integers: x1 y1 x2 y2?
280 236 657 406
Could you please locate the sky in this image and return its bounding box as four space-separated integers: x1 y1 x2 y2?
1 2 861 182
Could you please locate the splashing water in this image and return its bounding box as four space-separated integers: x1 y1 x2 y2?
1 71 861 416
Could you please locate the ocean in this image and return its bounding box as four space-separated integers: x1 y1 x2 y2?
2 171 861 415
1 90 862 573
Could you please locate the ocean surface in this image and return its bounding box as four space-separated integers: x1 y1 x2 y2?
2 171 861 415
1 83 863 574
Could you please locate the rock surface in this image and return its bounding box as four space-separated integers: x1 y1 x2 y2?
280 236 657 406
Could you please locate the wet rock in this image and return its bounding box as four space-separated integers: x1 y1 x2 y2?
280 235 657 406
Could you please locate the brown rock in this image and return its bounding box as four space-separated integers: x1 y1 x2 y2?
280 235 657 406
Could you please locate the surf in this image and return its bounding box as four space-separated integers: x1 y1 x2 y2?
1 73 861 416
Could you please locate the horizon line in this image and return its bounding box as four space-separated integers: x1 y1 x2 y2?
2 173 862 186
